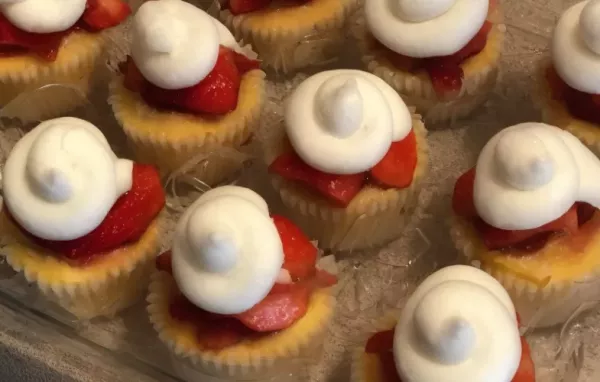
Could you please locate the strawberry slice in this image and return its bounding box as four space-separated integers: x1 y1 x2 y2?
513 337 536 382
234 284 310 332
142 46 241 115
155 250 172 274
228 0 272 15
83 0 132 31
452 168 477 218
19 164 165 266
365 329 395 353
269 151 365 207
120 57 145 93
272 214 317 280
370 129 417 189
0 14 69 61
231 50 261 74
546 65 600 125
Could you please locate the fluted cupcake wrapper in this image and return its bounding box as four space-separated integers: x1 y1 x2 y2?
353 18 505 124
147 271 335 380
264 112 429 252
0 209 165 320
218 0 361 74
109 70 266 185
0 32 105 121
449 215 600 328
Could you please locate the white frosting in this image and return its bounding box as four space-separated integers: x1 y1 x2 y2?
364 0 489 58
284 70 412 175
0 0 86 33
2 117 133 241
394 265 521 382
171 186 284 315
552 0 600 93
131 0 243 90
473 122 600 230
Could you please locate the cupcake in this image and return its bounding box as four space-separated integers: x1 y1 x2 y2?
0 117 165 319
0 0 131 119
147 185 337 380
109 0 265 184
351 265 535 382
216 0 361 73
541 0 600 156
264 69 429 252
450 122 600 328
355 0 505 123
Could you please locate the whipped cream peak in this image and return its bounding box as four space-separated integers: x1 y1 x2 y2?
474 123 600 230
316 76 364 139
2 117 133 241
394 265 521 382
0 0 86 33
365 0 488 57
142 17 186 54
285 70 412 175
580 0 600 55
171 186 284 315
394 0 455 22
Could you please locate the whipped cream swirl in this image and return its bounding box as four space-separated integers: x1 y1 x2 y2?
394 265 521 382
171 186 284 315
365 0 489 58
131 0 243 90
552 0 600 94
473 122 600 230
285 70 412 175
0 0 86 33
2 117 133 241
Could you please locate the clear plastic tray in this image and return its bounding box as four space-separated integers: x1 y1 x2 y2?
0 0 598 381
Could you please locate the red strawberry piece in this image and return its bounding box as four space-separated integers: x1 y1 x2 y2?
0 14 69 61
120 57 145 93
577 202 597 226
546 65 600 125
370 129 418 189
512 337 536 382
228 0 272 15
313 269 337 288
22 164 165 266
451 21 493 63
269 151 365 207
155 251 172 274
83 0 132 31
142 46 241 115
365 329 395 353
234 284 310 332
231 50 261 74
452 168 477 218
378 350 403 382
272 214 317 280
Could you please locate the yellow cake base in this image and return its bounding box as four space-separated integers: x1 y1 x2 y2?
355 20 505 124
219 0 361 73
263 112 429 252
147 271 335 380
109 70 265 185
450 215 600 328
0 208 164 320
0 32 105 121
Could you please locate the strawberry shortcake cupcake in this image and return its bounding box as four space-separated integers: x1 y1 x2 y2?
0 0 131 118
351 265 535 382
147 186 336 379
264 69 428 252
541 0 600 156
451 122 600 328
0 117 165 319
109 0 265 184
355 0 504 123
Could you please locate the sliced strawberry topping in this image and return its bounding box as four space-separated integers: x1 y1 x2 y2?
269 151 365 207
546 65 600 125
120 57 145 93
370 129 417 189
83 0 131 31
513 337 536 382
21 164 165 266
231 49 262 74
452 167 477 218
228 0 272 15
155 250 172 274
0 14 69 61
272 214 317 280
365 329 395 353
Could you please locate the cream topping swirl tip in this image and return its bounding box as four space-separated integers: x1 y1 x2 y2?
473 123 600 230
0 0 86 33
394 265 521 382
285 70 412 175
552 0 600 93
131 0 221 90
365 0 489 57
2 117 133 241
171 186 284 315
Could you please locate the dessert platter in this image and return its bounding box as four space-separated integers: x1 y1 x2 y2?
0 0 599 381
